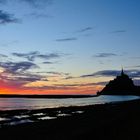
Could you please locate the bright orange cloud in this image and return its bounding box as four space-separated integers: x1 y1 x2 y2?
0 79 104 95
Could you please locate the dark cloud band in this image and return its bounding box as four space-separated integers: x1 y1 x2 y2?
81 70 140 78
12 51 61 61
0 61 38 72
55 37 77 42
0 10 19 25
93 53 117 58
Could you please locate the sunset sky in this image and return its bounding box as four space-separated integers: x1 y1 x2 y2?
0 0 140 94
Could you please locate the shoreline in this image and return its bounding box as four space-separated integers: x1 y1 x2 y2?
1 99 140 139
0 97 139 115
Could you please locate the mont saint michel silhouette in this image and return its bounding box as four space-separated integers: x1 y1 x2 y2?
98 69 140 95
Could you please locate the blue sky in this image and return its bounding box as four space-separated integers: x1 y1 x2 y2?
0 0 140 94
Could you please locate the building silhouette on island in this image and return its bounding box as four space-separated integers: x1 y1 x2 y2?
98 69 140 95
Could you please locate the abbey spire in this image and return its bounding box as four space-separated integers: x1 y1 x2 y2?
121 67 124 76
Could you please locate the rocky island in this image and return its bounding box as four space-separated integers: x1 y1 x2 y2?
98 69 140 95
1 69 140 140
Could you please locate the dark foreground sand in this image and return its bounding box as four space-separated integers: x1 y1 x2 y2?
1 99 140 140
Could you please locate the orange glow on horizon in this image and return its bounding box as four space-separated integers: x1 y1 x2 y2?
0 77 105 95
0 84 104 95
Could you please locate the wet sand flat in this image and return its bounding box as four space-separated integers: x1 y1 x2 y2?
0 99 140 140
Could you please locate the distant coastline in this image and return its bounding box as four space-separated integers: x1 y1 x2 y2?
0 94 95 98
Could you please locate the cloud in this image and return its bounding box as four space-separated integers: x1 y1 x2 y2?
20 0 53 8
46 71 69 76
0 60 48 89
0 0 6 4
0 54 8 58
93 53 117 58
0 10 19 25
5 72 45 83
128 70 140 78
12 51 61 61
25 82 102 90
16 75 44 83
76 27 93 33
133 65 140 68
0 70 46 89
64 76 76 80
126 65 140 68
26 12 52 19
133 79 140 86
35 71 70 82
110 30 126 33
37 53 60 60
30 85 75 90
56 26 93 42
0 61 38 72
30 81 106 90
0 54 9 61
55 37 77 42
81 70 120 78
81 69 140 78
55 82 107 87
12 51 38 61
43 61 55 64
0 0 53 9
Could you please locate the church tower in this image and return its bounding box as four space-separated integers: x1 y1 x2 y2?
121 68 124 76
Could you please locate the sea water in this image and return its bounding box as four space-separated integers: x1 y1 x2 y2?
0 95 139 110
